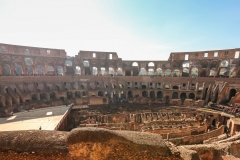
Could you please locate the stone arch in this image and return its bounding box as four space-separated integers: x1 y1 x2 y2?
165 69 171 76
57 66 63 75
200 69 207 77
180 93 187 101
83 61 91 75
156 68 162 76
139 68 146 76
189 93 195 100
47 65 54 74
148 68 154 76
65 60 73 66
172 86 179 90
182 68 189 77
201 61 208 68
92 67 98 76
100 67 106 76
132 62 139 76
27 66 33 74
109 67 114 76
75 91 81 98
150 91 155 99
210 61 218 68
148 62 155 67
24 58 33 65
172 92 178 99
15 64 23 75
220 60 229 67
142 91 148 98
173 69 180 77
117 68 123 76
157 91 163 98
83 60 90 67
75 66 81 75
4 64 11 75
37 65 44 75
191 67 198 77
98 91 104 97
128 91 133 99
182 62 189 68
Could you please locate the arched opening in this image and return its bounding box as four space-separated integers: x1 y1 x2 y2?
4 64 11 75
165 69 171 77
125 69 131 76
173 69 180 77
82 91 87 96
50 92 55 99
201 61 208 68
98 91 104 97
32 94 38 100
189 93 195 100
132 62 139 76
25 58 33 65
200 69 206 77
117 68 123 76
172 92 178 99
191 67 198 77
37 65 44 75
100 67 106 76
142 91 148 98
65 60 72 66
156 68 162 76
27 66 33 75
57 66 63 75
229 89 237 102
128 91 133 99
148 62 154 67
81 85 85 89
40 93 45 101
67 91 72 99
212 119 216 127
139 68 146 76
182 68 189 77
148 68 154 76
150 91 155 99
180 93 187 103
182 62 189 68
157 91 163 98
75 66 81 75
109 67 114 76
15 64 23 76
165 96 170 104
142 84 147 89
92 67 98 76
172 86 179 90
75 91 81 98
83 61 91 75
220 60 228 67
47 66 54 75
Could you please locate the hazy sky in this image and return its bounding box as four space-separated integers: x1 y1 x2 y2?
0 0 239 60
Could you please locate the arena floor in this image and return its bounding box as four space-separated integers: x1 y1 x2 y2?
0 105 70 131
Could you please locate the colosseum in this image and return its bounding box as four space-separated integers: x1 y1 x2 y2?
1 43 240 159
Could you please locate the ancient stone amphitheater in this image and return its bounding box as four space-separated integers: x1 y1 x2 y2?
1 43 240 159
